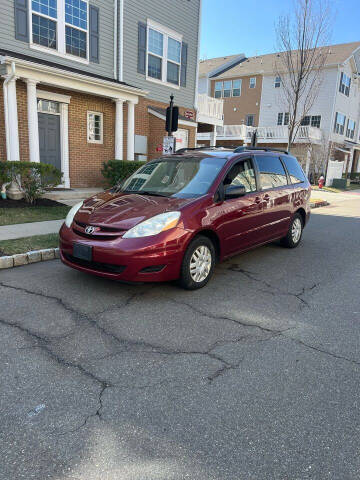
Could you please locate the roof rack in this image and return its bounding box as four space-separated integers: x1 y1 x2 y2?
234 146 289 155
176 146 236 154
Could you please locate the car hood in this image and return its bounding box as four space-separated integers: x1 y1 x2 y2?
74 190 196 230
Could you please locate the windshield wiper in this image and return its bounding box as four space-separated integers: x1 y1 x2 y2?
123 190 170 197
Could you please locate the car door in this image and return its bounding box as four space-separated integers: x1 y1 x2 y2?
254 154 293 240
211 157 265 257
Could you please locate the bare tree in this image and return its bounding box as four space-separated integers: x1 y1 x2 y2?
275 0 332 151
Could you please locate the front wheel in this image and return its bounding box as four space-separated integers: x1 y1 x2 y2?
178 235 215 290
280 213 303 248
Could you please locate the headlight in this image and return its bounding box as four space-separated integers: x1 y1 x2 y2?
123 211 181 239
65 201 83 228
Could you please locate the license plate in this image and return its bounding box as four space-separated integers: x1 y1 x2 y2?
73 243 92 261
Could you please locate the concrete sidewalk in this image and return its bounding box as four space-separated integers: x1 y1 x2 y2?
0 219 64 241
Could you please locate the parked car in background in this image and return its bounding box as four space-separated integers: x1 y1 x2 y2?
59 147 311 289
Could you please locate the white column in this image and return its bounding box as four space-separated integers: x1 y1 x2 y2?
4 76 20 161
305 146 312 178
210 126 217 147
60 103 70 188
127 100 135 161
115 99 124 159
26 79 40 163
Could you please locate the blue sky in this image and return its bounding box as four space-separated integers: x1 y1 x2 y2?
200 0 360 59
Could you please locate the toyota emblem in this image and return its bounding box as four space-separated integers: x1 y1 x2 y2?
85 225 96 235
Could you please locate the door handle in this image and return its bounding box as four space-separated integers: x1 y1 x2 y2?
263 194 270 202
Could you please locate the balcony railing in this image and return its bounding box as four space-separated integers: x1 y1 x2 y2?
197 124 322 144
197 94 224 126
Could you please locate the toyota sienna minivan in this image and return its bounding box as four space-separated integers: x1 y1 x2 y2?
60 147 311 289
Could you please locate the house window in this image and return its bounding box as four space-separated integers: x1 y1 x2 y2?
277 112 290 126
300 115 321 128
232 79 242 97
246 114 255 127
147 22 182 86
223 81 232 98
334 112 346 135
31 0 88 60
339 72 351 97
87 111 103 143
214 81 223 98
249 77 256 89
274 76 281 88
65 0 88 58
311 115 321 128
346 119 356 139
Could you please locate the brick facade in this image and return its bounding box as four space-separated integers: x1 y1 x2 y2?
0 81 196 188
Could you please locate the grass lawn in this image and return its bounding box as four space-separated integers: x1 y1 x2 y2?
312 184 360 193
0 206 70 226
0 234 59 256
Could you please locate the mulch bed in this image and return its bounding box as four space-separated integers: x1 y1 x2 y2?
0 198 65 208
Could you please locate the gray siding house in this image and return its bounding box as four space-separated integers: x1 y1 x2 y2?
0 0 201 187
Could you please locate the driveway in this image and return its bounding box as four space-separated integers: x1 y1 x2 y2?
1 197 360 480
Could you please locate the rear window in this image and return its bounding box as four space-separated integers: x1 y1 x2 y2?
281 156 306 184
255 155 288 189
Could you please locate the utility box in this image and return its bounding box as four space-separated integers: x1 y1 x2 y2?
332 178 349 189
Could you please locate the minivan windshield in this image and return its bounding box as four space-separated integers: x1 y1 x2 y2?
119 157 227 198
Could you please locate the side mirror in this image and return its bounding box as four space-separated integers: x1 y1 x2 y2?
225 184 246 199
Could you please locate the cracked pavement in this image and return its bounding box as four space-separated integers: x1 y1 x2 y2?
1 197 360 479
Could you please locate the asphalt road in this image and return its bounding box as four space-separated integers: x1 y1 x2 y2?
1 194 360 480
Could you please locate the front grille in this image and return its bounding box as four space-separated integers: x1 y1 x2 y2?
64 254 126 274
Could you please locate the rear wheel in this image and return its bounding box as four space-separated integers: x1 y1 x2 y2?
280 213 303 248
178 235 215 290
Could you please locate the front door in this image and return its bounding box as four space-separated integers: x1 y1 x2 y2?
38 113 61 170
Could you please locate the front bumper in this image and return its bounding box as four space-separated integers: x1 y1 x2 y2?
59 223 191 282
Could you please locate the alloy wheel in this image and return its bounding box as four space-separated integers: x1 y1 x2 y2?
190 246 212 283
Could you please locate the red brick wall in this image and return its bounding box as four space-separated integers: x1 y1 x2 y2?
0 81 196 187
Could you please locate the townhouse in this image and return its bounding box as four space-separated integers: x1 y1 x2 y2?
198 42 360 183
0 0 200 187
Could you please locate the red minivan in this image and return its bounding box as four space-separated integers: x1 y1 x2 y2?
59 147 311 289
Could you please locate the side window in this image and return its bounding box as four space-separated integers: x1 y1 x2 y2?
224 160 257 193
281 156 306 184
255 155 288 189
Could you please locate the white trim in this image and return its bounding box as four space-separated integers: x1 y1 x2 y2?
37 89 71 104
60 103 70 188
127 100 135 160
148 107 197 127
27 79 40 163
30 44 89 65
115 99 124 159
2 57 146 100
147 19 182 42
87 111 104 144
118 0 124 82
113 0 117 80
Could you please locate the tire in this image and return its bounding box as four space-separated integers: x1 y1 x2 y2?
280 213 304 248
178 235 216 290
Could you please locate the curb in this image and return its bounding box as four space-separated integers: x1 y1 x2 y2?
310 201 330 209
0 248 60 270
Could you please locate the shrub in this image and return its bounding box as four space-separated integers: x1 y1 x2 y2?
102 160 145 187
0 161 62 204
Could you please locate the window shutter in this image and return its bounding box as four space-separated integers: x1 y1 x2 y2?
14 0 29 42
138 22 147 74
180 42 188 87
89 5 100 63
